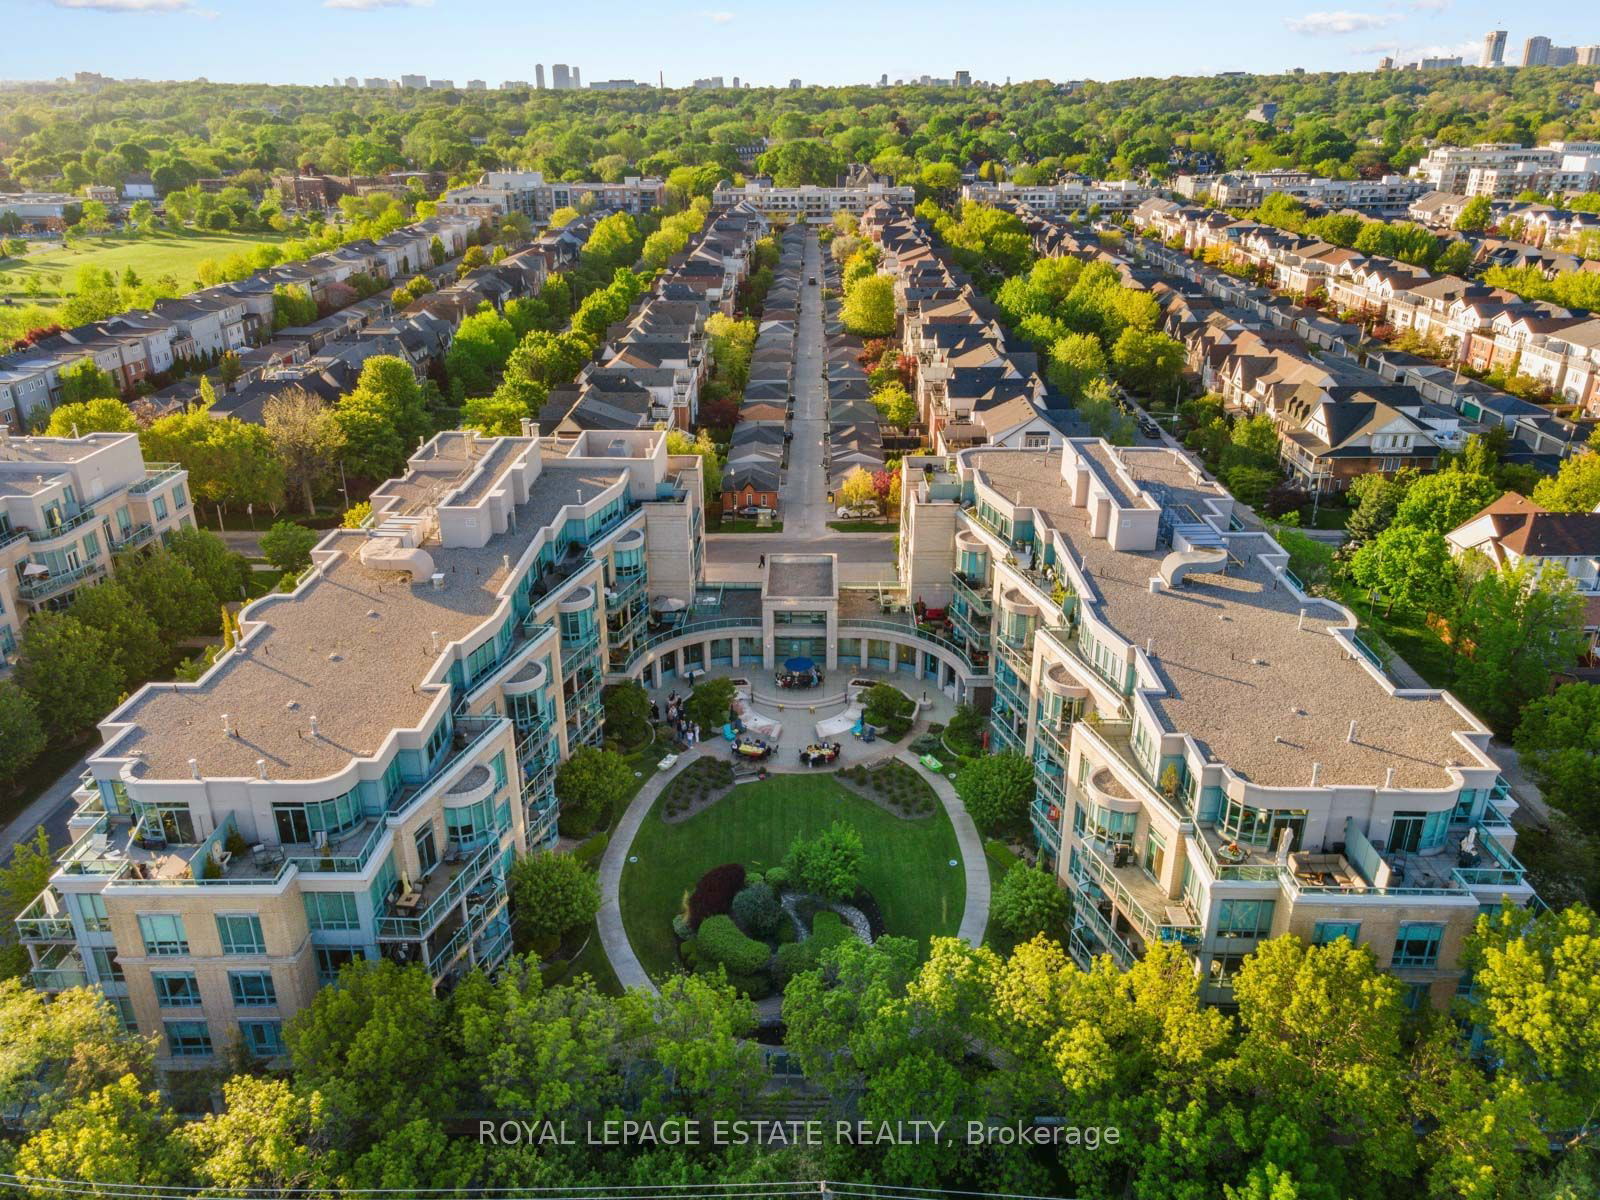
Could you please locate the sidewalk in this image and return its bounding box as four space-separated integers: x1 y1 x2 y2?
0 748 93 862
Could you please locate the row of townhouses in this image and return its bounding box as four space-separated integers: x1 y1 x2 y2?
438 172 667 223
0 214 483 432
537 205 771 437
860 202 1063 455
1174 170 1431 219
1132 197 1600 415
1407 191 1600 253
959 179 1160 214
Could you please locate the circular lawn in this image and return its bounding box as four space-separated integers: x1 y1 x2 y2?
618 772 966 984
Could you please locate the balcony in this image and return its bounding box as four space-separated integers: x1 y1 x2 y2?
17 560 102 602
377 838 503 941
948 601 991 650
388 714 511 821
1069 892 1138 970
109 523 156 552
606 569 647 612
1075 838 1200 947
949 570 992 616
29 946 89 992
995 632 1031 679
27 505 97 542
1031 797 1063 856
129 463 181 495
15 889 75 942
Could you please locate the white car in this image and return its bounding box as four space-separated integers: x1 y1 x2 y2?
836 505 879 519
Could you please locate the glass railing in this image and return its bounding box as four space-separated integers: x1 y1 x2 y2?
949 571 992 615
27 505 97 541
607 570 647 611
289 820 388 875
15 890 74 941
387 715 510 821
475 915 514 970
129 464 181 495
17 560 101 602
1070 894 1137 970
607 605 649 649
1076 840 1200 944
1030 798 1063 852
989 715 1024 754
841 618 987 675
1192 826 1281 883
949 602 991 648
109 523 155 552
29 947 89 991
377 839 502 940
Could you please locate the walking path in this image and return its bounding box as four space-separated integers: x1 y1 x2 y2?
592 731 992 999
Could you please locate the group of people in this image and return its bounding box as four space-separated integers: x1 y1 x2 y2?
655 692 701 747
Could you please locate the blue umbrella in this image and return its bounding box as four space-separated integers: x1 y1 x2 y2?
783 656 815 672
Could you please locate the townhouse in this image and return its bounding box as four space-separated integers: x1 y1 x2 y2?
16 427 703 1066
960 179 1159 214
438 172 666 223
899 439 1539 1008
0 431 193 664
1174 170 1429 218
710 178 916 220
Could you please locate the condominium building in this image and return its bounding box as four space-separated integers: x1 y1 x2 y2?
898 440 1538 1008
1413 142 1600 193
709 179 916 219
960 179 1159 214
439 171 667 223
0 430 192 666
17 428 703 1068
550 64 571 90
1481 30 1507 67
1173 171 1429 218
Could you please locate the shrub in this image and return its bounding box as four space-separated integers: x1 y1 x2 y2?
687 863 746 928
955 751 1036 835
809 909 851 953
507 851 600 952
764 866 790 891
671 914 693 940
727 971 773 1000
731 881 781 938
861 683 915 738
784 822 864 902
695 914 771 974
991 864 1072 939
773 940 817 986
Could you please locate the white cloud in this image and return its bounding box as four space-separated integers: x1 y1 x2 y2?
323 0 433 9
1286 10 1401 35
50 0 194 11
1359 37 1478 63
701 9 735 23
1410 0 1451 11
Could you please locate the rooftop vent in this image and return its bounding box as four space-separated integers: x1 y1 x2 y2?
222 713 235 737
188 758 200 779
257 759 267 780
309 716 321 739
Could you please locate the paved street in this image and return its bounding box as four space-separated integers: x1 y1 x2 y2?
778 229 830 539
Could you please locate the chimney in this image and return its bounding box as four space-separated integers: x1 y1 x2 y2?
188 758 200 779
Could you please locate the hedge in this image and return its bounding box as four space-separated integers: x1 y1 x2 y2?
695 915 772 975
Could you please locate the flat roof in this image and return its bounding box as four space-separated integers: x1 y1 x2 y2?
767 555 835 600
964 446 1480 790
106 454 629 783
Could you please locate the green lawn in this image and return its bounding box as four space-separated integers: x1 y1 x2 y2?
550 919 624 995
712 519 784 533
1330 581 1456 689
1 230 290 301
619 772 965 982
826 520 898 532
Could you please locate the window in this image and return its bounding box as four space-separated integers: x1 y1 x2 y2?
303 891 360 931
1215 898 1275 939
228 970 277 1008
1392 923 1444 968
1023 432 1051 449
152 972 201 1008
315 945 360 985
171 483 187 510
152 495 168 521
216 914 265 955
138 914 188 956
414 824 438 876
445 796 495 849
164 1020 213 1058
1401 982 1431 1012
1220 799 1307 851
239 1020 285 1058
1312 921 1361 946
111 997 137 1032
77 892 109 933
90 947 124 984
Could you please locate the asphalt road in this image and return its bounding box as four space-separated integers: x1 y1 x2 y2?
778 229 830 539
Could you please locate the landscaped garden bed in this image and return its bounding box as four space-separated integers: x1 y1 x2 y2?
835 758 938 818
660 757 737 822
618 774 964 986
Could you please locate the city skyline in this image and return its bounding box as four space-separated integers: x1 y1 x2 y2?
6 0 1598 88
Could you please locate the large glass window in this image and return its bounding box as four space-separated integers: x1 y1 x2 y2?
414 824 438 875
152 972 201 1008
90 947 123 984
138 914 188 956
1392 923 1444 968
215 914 264 955
1215 898 1275 939
239 1020 285 1058
1220 799 1307 851
303 892 360 931
272 791 362 844
445 797 495 849
165 1020 213 1058
315 945 361 985
229 971 277 1008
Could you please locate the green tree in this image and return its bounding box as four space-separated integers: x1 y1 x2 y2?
602 680 651 747
991 864 1071 939
259 521 319 574
1454 194 1494 233
870 381 917 428
334 356 431 480
507 852 600 951
14 612 120 734
1046 331 1109 400
1452 560 1587 734
0 681 47 794
840 274 895 338
179 1075 318 1196
1391 470 1500 534
0 983 154 1130
783 821 864 901
263 387 344 514
1346 524 1456 615
140 410 285 513
67 580 163 688
56 359 119 407
955 751 1035 834
461 392 532 436
554 745 634 838
43 395 135 438
1532 452 1600 513
167 526 249 606
271 283 317 329
0 829 53 979
1513 683 1600 834
445 307 517 396
118 549 218 643
429 235 446 266
13 1074 189 1193
683 675 736 733
1345 470 1414 546
1110 326 1185 398
663 428 722 502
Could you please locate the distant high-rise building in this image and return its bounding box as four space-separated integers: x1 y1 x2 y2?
572 67 580 88
1580 46 1600 67
399 74 427 89
428 79 453 90
1549 45 1578 66
1523 36 1552 66
731 76 740 88
1482 30 1507 67
502 80 529 90
535 63 545 89
362 77 390 90
342 75 357 88
954 69 971 87
466 79 486 91
1378 56 1394 71
878 73 888 87
551 64 570 89
1417 57 1463 71
789 77 801 89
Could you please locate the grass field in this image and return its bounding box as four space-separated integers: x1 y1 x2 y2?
619 772 965 982
0 230 290 303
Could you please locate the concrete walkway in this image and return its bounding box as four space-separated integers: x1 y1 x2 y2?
592 734 992 998
0 748 93 864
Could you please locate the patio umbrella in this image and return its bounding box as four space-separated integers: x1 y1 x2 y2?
652 596 687 611
783 656 815 672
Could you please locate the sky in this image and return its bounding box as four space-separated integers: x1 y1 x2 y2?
1 0 1597 88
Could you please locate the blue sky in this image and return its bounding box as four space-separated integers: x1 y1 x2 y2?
3 1 1596 87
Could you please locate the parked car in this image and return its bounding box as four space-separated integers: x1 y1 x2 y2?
808 275 818 285
736 505 776 518
836 504 879 519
